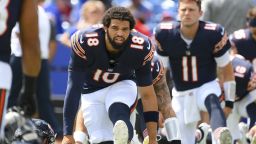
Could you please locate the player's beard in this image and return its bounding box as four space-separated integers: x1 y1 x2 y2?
106 30 128 51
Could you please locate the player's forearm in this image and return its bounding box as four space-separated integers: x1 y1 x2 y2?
22 50 41 76
64 71 85 135
141 89 158 112
154 75 174 119
63 87 80 135
20 0 41 76
221 62 235 82
146 122 158 142
140 87 158 141
221 63 236 106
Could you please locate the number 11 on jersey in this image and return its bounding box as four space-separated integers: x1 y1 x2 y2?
182 56 198 82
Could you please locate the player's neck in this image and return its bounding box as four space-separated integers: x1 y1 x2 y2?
180 22 199 39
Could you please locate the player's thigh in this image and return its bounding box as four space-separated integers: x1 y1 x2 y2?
81 103 113 142
105 80 137 110
81 88 113 142
196 80 221 111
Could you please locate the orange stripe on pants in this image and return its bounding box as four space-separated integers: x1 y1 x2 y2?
0 89 6 131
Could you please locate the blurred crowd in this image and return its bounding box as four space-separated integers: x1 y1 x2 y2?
42 0 178 37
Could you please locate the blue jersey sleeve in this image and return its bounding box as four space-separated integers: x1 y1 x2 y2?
69 30 88 71
212 25 231 57
135 39 155 86
64 30 88 135
151 57 164 84
63 71 85 135
154 23 173 56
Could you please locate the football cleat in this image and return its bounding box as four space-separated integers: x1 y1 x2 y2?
113 120 128 144
197 123 211 144
213 127 232 144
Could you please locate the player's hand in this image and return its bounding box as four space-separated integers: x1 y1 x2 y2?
18 91 37 117
62 135 75 144
223 107 232 118
158 112 164 128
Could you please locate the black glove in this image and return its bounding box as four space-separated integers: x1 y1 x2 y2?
18 75 37 117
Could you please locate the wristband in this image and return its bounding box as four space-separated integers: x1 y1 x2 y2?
225 101 234 109
143 111 159 123
73 131 88 143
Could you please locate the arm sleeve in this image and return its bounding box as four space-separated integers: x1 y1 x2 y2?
135 60 153 87
213 26 231 57
63 70 85 135
135 39 154 86
63 30 87 135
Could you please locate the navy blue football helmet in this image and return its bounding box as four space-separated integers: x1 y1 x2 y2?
31 119 56 144
13 119 41 144
11 118 56 144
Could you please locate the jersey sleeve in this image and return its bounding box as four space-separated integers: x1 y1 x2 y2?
135 39 155 87
154 23 174 56
69 30 88 71
212 24 231 57
64 30 88 135
151 57 165 84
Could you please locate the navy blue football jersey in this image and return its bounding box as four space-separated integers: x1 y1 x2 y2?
0 0 22 62
154 21 231 91
230 29 256 63
69 25 154 93
232 55 253 100
151 56 164 85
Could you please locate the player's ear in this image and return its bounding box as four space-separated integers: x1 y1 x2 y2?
199 10 203 17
